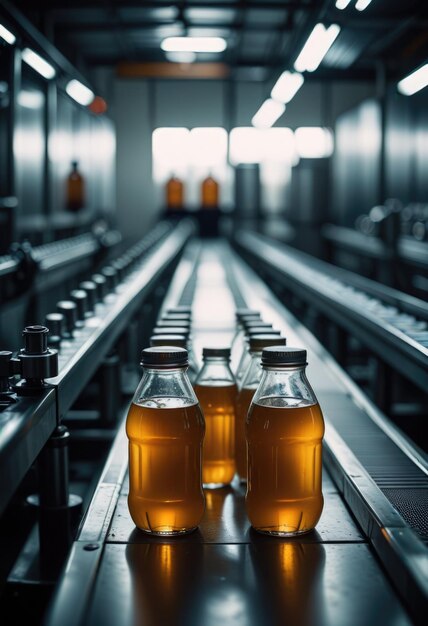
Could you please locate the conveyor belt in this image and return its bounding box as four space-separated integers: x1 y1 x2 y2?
235 230 428 391
46 240 427 626
0 221 193 517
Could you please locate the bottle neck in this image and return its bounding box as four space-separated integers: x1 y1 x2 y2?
195 357 235 386
241 350 263 389
252 365 317 407
133 366 197 406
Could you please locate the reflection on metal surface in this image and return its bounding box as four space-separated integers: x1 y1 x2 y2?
250 536 326 626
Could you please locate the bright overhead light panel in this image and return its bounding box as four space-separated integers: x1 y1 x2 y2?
0 23 16 44
294 23 341 73
271 71 304 104
22 48 56 79
397 63 428 96
161 37 227 53
252 99 285 129
335 0 352 9
355 0 374 10
66 79 94 106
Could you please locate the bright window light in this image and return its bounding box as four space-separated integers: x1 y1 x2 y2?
335 0 352 9
230 127 297 166
355 0 373 10
66 79 94 106
0 23 16 45
152 127 190 181
22 48 56 79
262 128 298 165
189 128 227 168
295 127 334 158
229 128 264 165
271 71 304 104
398 63 428 96
252 99 285 129
165 51 196 63
161 37 227 53
294 23 340 73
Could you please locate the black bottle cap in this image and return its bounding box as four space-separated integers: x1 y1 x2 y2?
152 326 190 337
249 335 286 351
243 319 271 329
80 281 97 311
236 309 260 320
157 319 191 328
202 347 231 359
150 334 187 348
92 274 108 299
141 346 188 368
57 301 77 333
162 313 191 322
261 346 307 367
70 289 88 321
167 306 192 315
247 327 280 337
45 313 65 338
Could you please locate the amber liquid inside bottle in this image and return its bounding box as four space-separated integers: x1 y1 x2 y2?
126 397 205 534
201 176 219 208
235 386 256 482
246 398 324 535
66 167 84 212
194 383 237 487
166 176 184 210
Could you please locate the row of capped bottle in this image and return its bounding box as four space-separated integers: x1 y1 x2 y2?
126 306 324 537
166 175 219 210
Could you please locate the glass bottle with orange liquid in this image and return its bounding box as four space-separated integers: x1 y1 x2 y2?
66 160 85 212
166 174 184 211
201 174 219 209
246 346 324 536
126 346 205 535
235 323 279 388
194 347 237 488
235 334 286 482
231 310 261 372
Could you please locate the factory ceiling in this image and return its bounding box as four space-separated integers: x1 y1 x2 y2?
9 0 428 81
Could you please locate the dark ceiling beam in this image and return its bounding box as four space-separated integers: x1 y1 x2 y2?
54 20 293 33
18 1 315 10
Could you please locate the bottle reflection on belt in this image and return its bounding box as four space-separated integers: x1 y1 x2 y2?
249 535 327 625
125 542 203 626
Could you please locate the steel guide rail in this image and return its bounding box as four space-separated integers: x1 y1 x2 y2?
235 230 428 391
46 241 425 626
0 221 194 517
228 245 428 623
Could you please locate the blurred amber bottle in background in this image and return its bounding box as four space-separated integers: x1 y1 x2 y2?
66 160 85 212
201 175 219 209
166 175 184 211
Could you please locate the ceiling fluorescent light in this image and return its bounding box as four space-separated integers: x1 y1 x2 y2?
355 0 373 10
161 37 227 53
0 23 16 45
294 23 340 73
335 0 352 9
66 79 94 106
22 48 55 79
252 99 285 129
271 71 304 104
397 63 428 96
